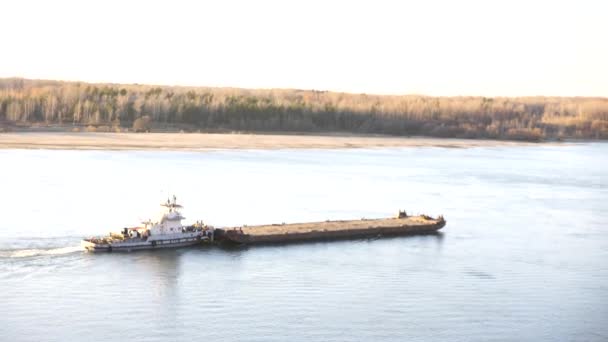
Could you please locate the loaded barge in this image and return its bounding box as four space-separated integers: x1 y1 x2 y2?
82 197 446 252
217 211 445 245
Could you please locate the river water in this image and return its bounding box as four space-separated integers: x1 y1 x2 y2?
0 143 607 341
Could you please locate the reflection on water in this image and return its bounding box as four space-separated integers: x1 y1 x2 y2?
0 143 607 342
131 251 181 301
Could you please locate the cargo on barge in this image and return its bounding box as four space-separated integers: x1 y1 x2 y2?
217 211 446 245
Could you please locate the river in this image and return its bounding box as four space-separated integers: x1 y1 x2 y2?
0 143 606 341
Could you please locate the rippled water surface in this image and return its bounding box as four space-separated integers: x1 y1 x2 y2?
1 143 607 341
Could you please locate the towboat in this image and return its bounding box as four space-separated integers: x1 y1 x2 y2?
82 196 213 252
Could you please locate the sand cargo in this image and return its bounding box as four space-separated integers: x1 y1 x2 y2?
217 212 446 245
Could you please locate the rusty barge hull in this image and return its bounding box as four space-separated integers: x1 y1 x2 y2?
217 216 446 245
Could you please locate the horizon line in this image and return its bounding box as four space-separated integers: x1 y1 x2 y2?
1 76 606 100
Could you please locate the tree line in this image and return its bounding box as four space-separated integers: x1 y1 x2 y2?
1 78 607 140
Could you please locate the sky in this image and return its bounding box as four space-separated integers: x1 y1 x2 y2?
0 0 606 97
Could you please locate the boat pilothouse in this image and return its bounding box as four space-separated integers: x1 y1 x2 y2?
82 196 214 252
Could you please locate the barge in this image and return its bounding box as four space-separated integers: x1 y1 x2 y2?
82 197 446 251
218 211 446 245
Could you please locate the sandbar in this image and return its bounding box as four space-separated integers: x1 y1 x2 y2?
0 132 536 151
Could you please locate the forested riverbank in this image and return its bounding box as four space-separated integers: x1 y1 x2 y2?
1 78 607 141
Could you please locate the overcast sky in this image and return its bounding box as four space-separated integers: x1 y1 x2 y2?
1 0 606 96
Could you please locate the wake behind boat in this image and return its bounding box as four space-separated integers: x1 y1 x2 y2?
82 196 213 252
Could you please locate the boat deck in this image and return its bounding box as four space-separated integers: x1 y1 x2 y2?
219 215 446 244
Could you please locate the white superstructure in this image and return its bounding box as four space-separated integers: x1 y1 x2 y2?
82 196 213 252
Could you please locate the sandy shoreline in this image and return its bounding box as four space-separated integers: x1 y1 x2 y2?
0 132 537 151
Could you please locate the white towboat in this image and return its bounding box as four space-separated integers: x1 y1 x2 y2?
82 196 213 252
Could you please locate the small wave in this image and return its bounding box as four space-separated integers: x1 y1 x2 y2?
1 245 83 258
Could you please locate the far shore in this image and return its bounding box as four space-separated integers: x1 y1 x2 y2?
0 132 543 151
